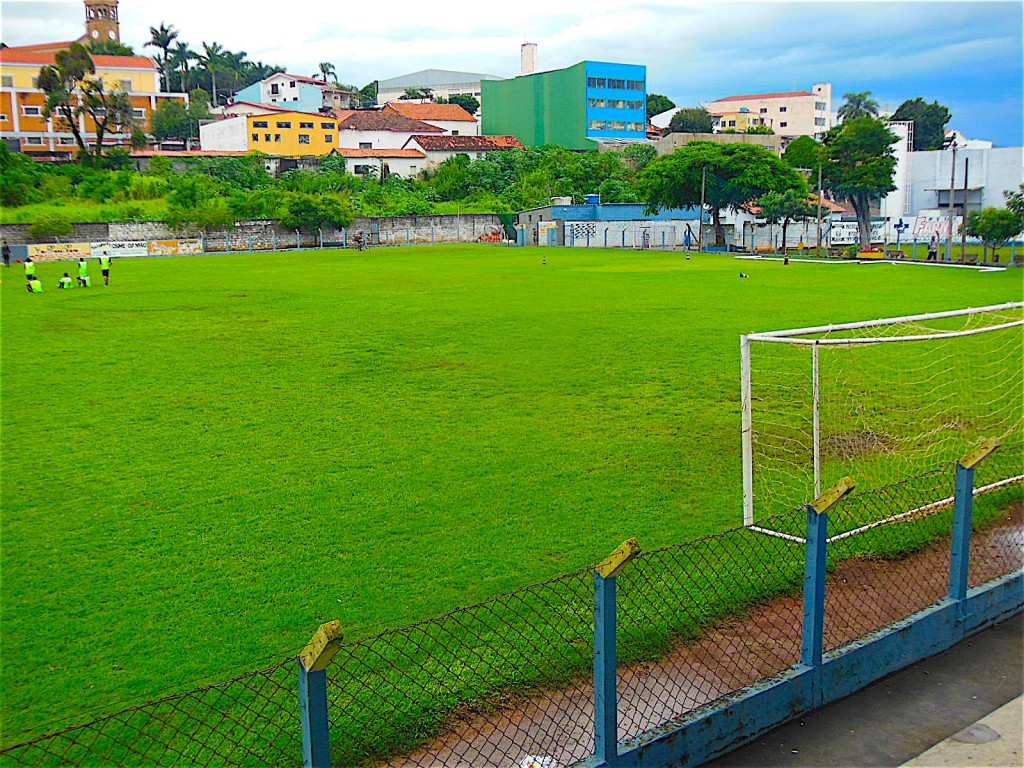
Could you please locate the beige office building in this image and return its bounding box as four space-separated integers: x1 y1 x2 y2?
705 83 833 140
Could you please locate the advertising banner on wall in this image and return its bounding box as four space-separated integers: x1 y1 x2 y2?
90 241 150 258
27 242 92 260
148 239 203 256
828 222 887 245
912 215 962 239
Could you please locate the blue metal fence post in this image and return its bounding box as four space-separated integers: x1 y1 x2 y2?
802 478 855 670
592 539 640 767
949 441 1000 602
298 621 344 768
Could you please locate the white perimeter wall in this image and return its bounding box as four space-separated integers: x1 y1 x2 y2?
199 117 249 151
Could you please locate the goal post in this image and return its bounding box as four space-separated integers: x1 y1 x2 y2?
741 302 1024 529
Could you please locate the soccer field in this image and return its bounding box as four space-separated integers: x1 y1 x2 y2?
1 245 1021 740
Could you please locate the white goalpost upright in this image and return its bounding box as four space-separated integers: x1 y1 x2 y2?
741 302 1024 532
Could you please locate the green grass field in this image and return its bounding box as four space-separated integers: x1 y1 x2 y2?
2 245 1021 742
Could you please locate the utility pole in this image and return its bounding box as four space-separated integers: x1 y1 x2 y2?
697 167 706 253
945 141 958 262
960 157 969 262
816 164 823 258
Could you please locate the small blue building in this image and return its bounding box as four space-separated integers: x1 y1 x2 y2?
517 198 701 248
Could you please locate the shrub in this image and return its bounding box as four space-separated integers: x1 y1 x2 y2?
28 213 74 239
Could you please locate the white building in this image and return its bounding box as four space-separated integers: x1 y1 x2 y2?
376 69 504 104
335 110 444 150
704 84 834 140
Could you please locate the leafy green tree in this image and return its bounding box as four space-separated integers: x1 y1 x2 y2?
279 192 354 231
837 91 880 121
639 141 806 246
744 125 774 135
668 107 713 134
890 98 951 151
961 207 1022 261
358 81 378 108
151 99 189 141
622 143 656 171
131 125 149 151
0 143 44 206
445 94 480 116
782 135 824 170
318 62 337 83
646 94 676 121
38 43 137 163
197 42 225 105
423 153 472 201
87 39 136 55
756 189 816 251
822 116 898 247
167 42 196 92
1005 184 1024 229
401 87 433 101
145 23 179 92
28 213 74 239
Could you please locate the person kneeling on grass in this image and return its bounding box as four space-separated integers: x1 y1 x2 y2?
27 276 43 293
58 272 73 289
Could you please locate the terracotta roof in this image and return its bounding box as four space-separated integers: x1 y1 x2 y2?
337 111 443 133
336 148 427 158
0 47 156 69
406 134 524 151
222 101 296 114
810 194 850 214
710 91 815 103
384 102 476 122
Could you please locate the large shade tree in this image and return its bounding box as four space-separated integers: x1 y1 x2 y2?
961 208 1022 262
822 116 898 247
37 43 137 163
890 98 951 151
639 141 807 247
646 94 675 121
668 107 713 134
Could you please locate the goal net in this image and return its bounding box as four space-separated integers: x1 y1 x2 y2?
741 302 1024 531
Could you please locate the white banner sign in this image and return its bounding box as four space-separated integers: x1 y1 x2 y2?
90 240 150 258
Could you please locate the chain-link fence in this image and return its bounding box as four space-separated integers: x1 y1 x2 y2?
0 658 299 767
3 450 1021 768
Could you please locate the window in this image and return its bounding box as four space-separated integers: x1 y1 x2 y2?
608 120 626 130
779 121 788 128
728 120 736 127
452 130 459 135
760 107 768 113
627 80 644 91
608 79 626 89
120 80 132 91
271 84 280 95
1 75 13 87
359 142 372 149
264 133 271 141
252 133 259 142
22 105 42 116
59 137 76 145
290 81 296 87
628 100 643 110
588 98 606 108
779 106 787 112
25 137 43 145
298 134 310 144
132 108 146 119
588 119 606 130
253 120 268 128
354 164 372 174
31 77 39 88
627 122 644 132
815 117 826 126
276 121 291 128
0 114 7 122
815 101 827 111
320 122 335 129
324 134 333 143
299 121 314 128
274 134 282 142
587 77 607 88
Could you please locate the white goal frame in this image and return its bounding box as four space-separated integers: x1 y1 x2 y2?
741 301 1024 528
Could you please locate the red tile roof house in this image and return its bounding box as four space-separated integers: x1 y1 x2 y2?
402 134 525 169
332 147 428 179
383 102 479 136
335 110 445 151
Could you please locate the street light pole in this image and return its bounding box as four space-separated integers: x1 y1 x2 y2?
945 141 958 262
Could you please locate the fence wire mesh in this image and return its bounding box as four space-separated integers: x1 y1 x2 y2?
3 451 1021 768
0 658 299 768
613 509 806 743
323 568 595 768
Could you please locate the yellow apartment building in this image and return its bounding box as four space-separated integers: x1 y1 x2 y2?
199 112 339 156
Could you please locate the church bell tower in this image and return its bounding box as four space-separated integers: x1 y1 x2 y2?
84 0 121 43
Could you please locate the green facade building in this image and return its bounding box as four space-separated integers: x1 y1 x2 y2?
482 61 647 150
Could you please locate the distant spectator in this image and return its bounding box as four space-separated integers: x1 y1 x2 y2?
2 241 10 267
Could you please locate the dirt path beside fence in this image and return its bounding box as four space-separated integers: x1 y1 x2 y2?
391 504 1023 768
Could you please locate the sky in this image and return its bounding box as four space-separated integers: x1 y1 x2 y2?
2 0 1021 146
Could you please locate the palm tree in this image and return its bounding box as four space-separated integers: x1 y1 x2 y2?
167 41 195 93
220 50 248 101
198 42 224 106
838 91 880 122
318 62 337 84
145 23 178 92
